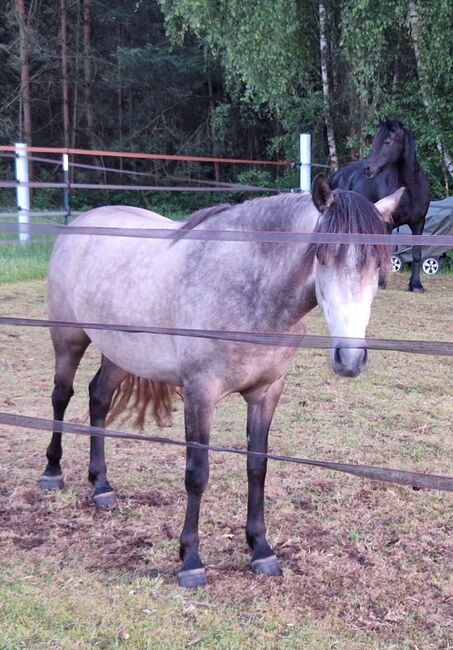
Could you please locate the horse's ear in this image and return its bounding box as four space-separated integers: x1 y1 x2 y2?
374 187 405 224
385 117 393 130
312 174 333 213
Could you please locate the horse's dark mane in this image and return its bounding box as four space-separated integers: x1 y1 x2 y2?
171 194 313 244
171 204 232 243
300 189 390 280
182 203 232 230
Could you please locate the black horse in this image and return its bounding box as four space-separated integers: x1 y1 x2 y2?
330 119 430 292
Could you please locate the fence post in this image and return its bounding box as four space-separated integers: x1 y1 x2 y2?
15 142 30 243
299 133 311 193
62 153 70 224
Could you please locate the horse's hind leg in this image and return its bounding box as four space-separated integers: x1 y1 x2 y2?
242 376 286 577
40 327 90 491
88 356 127 508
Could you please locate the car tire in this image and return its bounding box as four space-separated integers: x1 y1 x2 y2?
391 254 405 273
422 257 440 275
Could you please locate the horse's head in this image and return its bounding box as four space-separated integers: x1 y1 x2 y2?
310 175 404 378
365 118 406 179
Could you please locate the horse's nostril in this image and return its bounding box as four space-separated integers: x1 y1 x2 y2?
334 346 342 366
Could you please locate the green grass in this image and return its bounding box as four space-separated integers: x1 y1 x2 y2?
0 241 53 283
0 275 451 649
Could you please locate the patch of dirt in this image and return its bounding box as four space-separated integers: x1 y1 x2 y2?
0 276 452 647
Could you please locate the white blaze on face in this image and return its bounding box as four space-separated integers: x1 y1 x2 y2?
314 248 379 377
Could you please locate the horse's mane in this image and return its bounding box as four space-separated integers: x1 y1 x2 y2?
375 119 419 182
171 193 313 244
300 189 390 280
170 204 232 243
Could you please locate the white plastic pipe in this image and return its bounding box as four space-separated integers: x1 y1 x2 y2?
299 133 311 193
15 142 30 243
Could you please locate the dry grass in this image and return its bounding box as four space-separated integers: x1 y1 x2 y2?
0 273 452 649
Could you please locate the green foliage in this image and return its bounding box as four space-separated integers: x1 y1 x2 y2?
0 0 451 208
341 0 452 196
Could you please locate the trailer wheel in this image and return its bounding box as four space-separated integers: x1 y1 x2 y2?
422 257 440 275
391 255 404 273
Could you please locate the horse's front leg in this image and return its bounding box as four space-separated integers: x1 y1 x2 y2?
178 382 216 589
409 218 426 293
88 357 127 508
243 376 286 577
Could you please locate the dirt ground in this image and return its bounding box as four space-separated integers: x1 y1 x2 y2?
0 273 452 649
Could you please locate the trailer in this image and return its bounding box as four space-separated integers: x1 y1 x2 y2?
391 197 453 274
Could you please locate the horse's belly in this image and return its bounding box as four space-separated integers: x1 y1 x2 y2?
87 330 182 385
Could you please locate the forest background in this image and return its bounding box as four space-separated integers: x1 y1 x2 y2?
0 0 452 215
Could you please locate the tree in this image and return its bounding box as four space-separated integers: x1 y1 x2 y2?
158 0 324 161
60 0 70 149
408 1 453 181
319 3 338 170
341 0 452 194
16 0 32 147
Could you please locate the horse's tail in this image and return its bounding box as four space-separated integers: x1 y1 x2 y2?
106 374 181 430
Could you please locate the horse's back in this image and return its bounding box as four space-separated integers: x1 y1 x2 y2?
48 205 178 323
330 161 366 191
69 205 177 230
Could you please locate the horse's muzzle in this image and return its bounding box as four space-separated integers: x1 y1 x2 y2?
331 346 368 378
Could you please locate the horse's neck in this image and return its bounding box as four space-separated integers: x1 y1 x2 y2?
241 199 319 330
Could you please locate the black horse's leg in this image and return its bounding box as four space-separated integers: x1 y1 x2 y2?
409 218 426 292
88 356 127 508
243 376 285 577
178 383 216 588
379 222 393 289
40 328 90 491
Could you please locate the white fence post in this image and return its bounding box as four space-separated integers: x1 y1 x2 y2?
15 142 30 243
299 133 311 193
62 153 70 224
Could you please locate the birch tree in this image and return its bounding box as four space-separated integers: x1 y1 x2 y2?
319 3 338 171
408 1 453 180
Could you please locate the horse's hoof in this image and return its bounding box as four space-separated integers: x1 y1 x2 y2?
251 555 282 577
39 473 64 491
409 285 425 293
93 491 117 509
177 567 207 589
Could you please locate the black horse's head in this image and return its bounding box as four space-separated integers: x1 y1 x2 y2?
365 119 418 181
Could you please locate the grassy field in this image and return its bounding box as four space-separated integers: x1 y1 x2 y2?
0 241 53 283
0 265 452 647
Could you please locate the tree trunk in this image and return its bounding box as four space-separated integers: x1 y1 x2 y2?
408 1 453 180
117 24 123 172
82 0 102 176
16 0 33 190
17 0 32 146
60 0 70 149
208 75 220 182
319 3 338 172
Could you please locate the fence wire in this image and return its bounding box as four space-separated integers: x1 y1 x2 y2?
1 412 452 492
